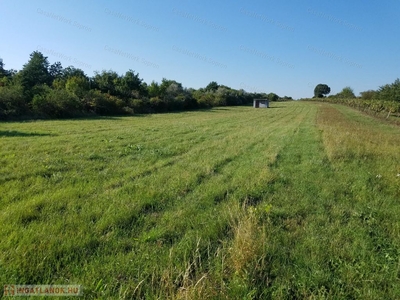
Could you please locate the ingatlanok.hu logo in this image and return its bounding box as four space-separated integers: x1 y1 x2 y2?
3 285 82 297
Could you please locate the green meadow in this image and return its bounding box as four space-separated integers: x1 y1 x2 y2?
1 101 399 299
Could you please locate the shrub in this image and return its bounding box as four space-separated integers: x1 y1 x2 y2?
182 95 198 110
32 88 82 118
0 85 28 118
197 93 214 108
65 76 89 98
378 78 400 102
82 90 125 115
360 90 378 100
150 97 167 112
129 98 149 114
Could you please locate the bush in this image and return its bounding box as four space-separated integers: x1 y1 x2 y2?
129 98 150 114
0 85 28 118
150 97 167 112
360 90 378 100
196 93 214 108
32 88 82 118
378 79 400 102
169 95 186 111
182 95 198 110
82 90 126 115
65 76 89 98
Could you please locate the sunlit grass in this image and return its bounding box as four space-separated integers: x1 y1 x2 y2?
1 102 399 299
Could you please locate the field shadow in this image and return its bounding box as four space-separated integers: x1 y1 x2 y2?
1 114 148 123
53 115 146 122
0 130 55 138
204 108 230 112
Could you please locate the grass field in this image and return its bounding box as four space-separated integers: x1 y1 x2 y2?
1 101 399 299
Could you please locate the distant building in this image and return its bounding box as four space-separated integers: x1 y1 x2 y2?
253 99 269 108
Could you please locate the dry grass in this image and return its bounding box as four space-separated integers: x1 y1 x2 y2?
317 104 399 159
228 203 266 278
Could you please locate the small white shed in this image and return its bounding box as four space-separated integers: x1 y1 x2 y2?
253 99 269 108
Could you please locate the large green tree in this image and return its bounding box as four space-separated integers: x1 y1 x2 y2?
268 92 279 102
62 66 87 79
93 70 119 95
147 81 160 98
65 76 90 98
19 51 52 97
49 62 64 80
378 78 400 102
205 81 219 92
314 84 331 98
159 78 182 98
116 70 143 99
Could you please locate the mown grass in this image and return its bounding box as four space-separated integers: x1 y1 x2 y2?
0 102 399 299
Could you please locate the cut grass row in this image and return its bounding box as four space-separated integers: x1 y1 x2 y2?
0 102 399 299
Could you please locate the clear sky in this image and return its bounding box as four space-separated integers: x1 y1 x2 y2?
1 0 399 98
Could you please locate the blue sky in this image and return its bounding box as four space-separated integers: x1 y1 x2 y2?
1 0 399 98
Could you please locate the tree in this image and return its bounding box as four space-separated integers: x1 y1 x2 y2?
32 87 82 118
65 76 89 98
93 70 119 95
268 92 279 101
147 81 160 98
0 58 9 79
314 84 331 98
360 90 378 100
62 66 86 79
0 84 27 117
280 96 293 101
205 81 219 92
0 58 11 87
116 70 142 98
336 86 355 98
214 86 229 106
19 51 52 96
159 78 182 98
378 78 400 102
165 82 184 97
49 62 64 80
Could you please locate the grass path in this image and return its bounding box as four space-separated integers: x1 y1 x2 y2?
1 102 399 299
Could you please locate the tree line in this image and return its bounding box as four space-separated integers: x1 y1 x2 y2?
0 51 292 119
306 81 400 120
312 80 400 102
